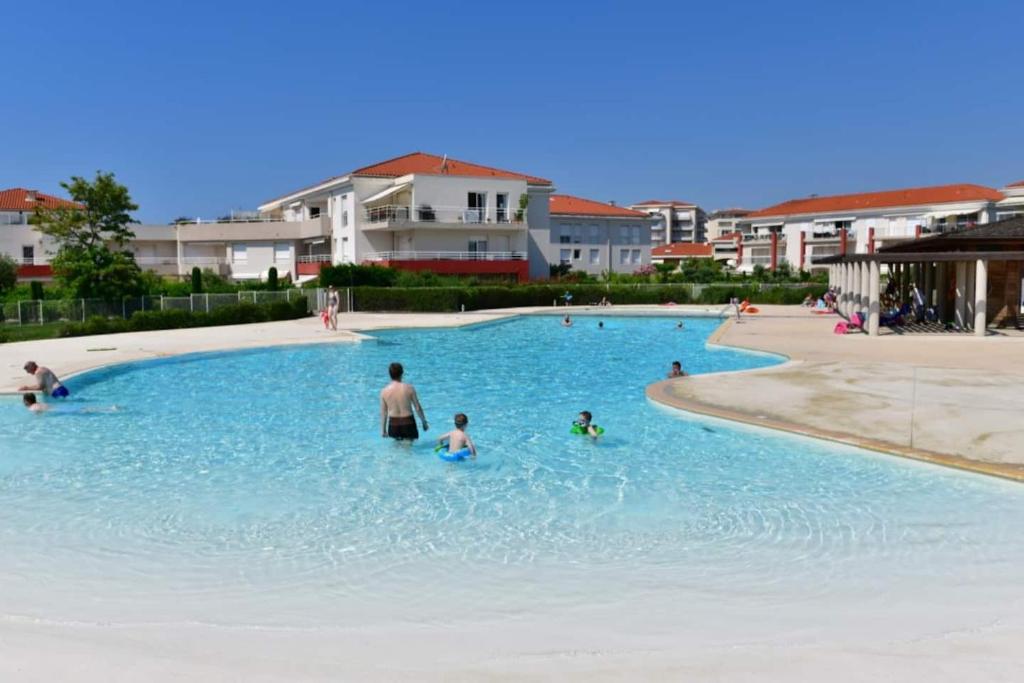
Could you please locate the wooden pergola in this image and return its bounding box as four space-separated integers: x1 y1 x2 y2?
815 216 1024 336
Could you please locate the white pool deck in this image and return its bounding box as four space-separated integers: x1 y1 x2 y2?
3 305 1024 681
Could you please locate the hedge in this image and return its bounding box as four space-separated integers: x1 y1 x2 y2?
60 299 309 337
351 284 827 312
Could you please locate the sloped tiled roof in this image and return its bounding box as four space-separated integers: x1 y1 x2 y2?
0 187 80 212
550 194 648 218
651 243 714 258
352 152 551 185
631 199 697 208
747 184 1003 219
1006 180 1024 188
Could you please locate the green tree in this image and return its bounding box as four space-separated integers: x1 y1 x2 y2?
191 266 203 294
0 254 17 294
267 266 279 291
30 281 45 300
31 171 143 299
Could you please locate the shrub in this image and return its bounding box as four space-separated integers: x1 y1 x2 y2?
267 266 278 291
30 281 45 301
191 267 203 294
318 263 398 288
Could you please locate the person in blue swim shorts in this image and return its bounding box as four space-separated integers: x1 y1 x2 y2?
19 361 70 398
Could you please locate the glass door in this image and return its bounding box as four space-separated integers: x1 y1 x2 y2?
468 237 488 259
466 192 486 223
496 193 508 223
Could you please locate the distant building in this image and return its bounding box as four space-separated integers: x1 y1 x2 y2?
548 195 655 275
650 243 714 270
0 188 80 281
628 200 706 246
736 183 1008 273
705 208 751 241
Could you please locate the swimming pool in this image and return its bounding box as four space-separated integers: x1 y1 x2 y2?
2 315 1023 647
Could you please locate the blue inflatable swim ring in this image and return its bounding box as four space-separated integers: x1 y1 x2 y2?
437 447 472 462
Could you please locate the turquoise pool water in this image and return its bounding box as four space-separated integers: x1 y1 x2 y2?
2 316 1023 634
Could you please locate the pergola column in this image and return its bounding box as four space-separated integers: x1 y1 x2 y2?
898 262 910 303
845 262 855 317
954 261 968 329
965 262 976 326
839 264 848 314
974 258 988 337
859 260 870 315
868 260 881 336
924 261 935 310
935 262 949 322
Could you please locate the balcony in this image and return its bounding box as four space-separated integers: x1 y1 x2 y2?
296 254 332 276
363 251 528 282
176 216 330 242
134 256 180 276
362 205 527 231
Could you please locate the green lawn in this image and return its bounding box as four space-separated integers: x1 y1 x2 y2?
0 322 67 343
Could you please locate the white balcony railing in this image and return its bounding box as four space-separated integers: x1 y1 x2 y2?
181 256 227 265
364 251 527 261
364 205 525 225
134 256 179 265
297 254 332 264
4 255 48 265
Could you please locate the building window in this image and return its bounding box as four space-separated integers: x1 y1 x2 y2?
309 207 321 219
619 250 629 265
573 225 583 244
619 226 629 244
560 225 571 244
589 248 600 265
466 192 486 222
342 210 349 227
274 242 290 263
589 225 599 242
232 243 248 263
632 226 641 245
22 245 34 263
572 249 581 260
559 249 571 265
631 249 641 264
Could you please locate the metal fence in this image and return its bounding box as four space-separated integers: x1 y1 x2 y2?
0 289 326 326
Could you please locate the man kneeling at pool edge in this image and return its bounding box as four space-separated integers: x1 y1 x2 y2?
437 413 477 459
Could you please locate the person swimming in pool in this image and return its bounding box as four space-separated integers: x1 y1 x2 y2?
19 361 69 398
668 360 687 378
574 410 601 438
380 362 428 442
436 412 477 460
562 314 573 327
22 393 50 412
598 321 604 329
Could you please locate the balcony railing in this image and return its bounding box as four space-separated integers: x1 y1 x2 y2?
297 254 332 264
364 251 527 261
134 256 179 265
4 256 47 265
364 205 525 226
181 256 227 265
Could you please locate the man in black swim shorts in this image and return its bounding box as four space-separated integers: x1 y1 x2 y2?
380 362 428 441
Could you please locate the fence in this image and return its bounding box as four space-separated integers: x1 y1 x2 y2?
0 289 325 326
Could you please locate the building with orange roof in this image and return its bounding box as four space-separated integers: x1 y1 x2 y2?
733 182 1017 274
627 199 706 246
257 152 555 282
0 188 82 280
650 242 714 270
548 195 656 275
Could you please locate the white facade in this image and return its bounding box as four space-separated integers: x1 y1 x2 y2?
704 209 750 242
547 215 653 276
627 201 706 246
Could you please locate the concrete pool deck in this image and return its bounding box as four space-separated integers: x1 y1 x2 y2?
647 306 1024 481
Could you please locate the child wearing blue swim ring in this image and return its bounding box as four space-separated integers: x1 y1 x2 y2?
436 413 477 461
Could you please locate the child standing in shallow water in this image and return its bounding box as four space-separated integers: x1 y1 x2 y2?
437 413 477 459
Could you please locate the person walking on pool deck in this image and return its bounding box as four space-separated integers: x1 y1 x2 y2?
380 362 428 441
437 413 477 460
326 286 340 331
19 361 69 398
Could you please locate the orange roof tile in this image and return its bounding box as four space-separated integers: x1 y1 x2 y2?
549 194 649 218
747 183 1003 219
0 187 80 212
1006 180 1024 188
651 243 714 258
352 152 551 185
632 199 697 208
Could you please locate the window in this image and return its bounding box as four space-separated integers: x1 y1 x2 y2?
0 212 24 225
573 225 582 244
309 207 321 218
619 226 629 244
496 193 509 222
22 245 34 263
572 249 581 260
342 210 349 227
559 225 571 244
619 250 629 265
632 226 641 245
274 242 290 263
468 238 488 257
559 249 571 265
232 243 248 263
466 192 486 223
631 249 641 264
589 224 599 242
589 248 600 265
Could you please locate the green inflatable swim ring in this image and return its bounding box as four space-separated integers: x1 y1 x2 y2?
570 423 604 436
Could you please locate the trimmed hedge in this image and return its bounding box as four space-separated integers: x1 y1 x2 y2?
351 284 827 312
60 299 309 338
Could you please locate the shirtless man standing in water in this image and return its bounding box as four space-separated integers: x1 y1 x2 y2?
380 362 428 441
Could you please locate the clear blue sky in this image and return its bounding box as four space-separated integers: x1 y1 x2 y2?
5 0 1022 223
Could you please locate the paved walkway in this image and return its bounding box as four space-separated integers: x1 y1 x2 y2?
648 307 1024 480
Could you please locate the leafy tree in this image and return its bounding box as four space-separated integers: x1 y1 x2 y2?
549 263 572 279
0 254 17 294
267 266 278 291
191 266 203 294
751 264 767 281
30 281 45 300
31 171 143 298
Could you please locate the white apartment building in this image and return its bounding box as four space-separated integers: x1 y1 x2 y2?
627 200 706 246
734 182 1011 273
257 152 554 281
704 208 751 241
547 195 655 275
0 188 75 281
